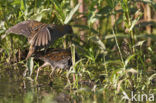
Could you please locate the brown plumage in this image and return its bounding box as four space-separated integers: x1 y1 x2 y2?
34 48 78 80
5 20 73 59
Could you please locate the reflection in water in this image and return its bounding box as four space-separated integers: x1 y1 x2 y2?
0 66 132 103
0 67 71 103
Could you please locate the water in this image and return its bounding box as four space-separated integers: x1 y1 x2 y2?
0 65 155 103
0 67 72 103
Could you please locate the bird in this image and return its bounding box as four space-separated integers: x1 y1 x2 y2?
5 20 73 59
33 48 78 80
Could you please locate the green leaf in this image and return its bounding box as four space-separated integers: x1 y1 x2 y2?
130 10 142 31
133 40 146 48
64 3 81 24
124 54 136 68
20 0 26 11
71 44 76 66
126 68 137 74
0 29 5 34
30 8 51 21
106 0 113 8
52 0 65 23
103 60 123 66
74 25 98 34
26 57 34 76
90 35 106 52
149 73 156 81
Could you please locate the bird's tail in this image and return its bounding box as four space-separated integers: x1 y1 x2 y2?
1 29 11 40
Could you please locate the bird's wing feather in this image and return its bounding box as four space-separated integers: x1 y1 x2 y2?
42 30 46 46
30 24 64 47
31 25 51 47
5 20 45 38
5 20 33 38
45 29 48 45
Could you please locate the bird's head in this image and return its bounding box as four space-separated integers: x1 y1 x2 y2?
64 25 73 34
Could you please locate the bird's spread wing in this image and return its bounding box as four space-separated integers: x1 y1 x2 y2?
30 25 52 47
6 21 32 37
5 20 44 38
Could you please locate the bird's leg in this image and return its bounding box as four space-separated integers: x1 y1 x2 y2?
49 66 55 78
35 67 41 81
57 69 62 74
26 45 35 60
23 68 28 77
44 46 48 54
18 49 21 61
35 62 49 81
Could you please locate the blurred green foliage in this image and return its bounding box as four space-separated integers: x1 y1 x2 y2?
0 0 156 103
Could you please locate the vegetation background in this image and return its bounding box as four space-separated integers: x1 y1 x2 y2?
0 0 156 103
